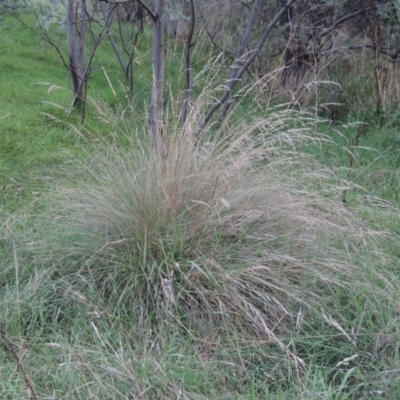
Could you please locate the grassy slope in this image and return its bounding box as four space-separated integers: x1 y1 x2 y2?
0 14 400 400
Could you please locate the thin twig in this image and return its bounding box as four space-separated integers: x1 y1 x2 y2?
0 324 39 400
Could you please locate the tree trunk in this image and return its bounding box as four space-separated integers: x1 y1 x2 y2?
281 0 309 87
150 0 165 152
67 0 86 108
181 0 196 127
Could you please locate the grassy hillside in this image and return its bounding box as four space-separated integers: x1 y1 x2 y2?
1 12 400 400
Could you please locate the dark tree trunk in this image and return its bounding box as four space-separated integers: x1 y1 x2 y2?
67 0 87 108
150 0 165 152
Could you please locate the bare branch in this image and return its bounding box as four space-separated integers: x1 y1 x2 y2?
0 325 39 400
314 7 371 42
100 2 127 74
198 0 299 134
196 4 234 59
218 0 263 121
136 0 157 21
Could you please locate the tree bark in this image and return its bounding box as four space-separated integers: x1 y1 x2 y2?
181 0 196 127
150 0 165 152
67 0 86 108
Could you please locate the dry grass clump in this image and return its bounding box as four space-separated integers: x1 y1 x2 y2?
25 104 384 367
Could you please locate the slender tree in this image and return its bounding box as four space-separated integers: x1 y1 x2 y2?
66 0 87 108
149 0 165 151
181 0 196 127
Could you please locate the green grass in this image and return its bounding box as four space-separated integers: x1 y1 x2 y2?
1 11 400 400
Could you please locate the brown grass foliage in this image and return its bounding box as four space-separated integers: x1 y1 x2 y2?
18 101 388 369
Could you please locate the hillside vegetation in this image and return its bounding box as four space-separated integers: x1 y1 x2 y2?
1 9 400 400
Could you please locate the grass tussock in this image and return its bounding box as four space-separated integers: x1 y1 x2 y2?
1 95 399 397
12 101 388 370
1 14 400 398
